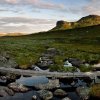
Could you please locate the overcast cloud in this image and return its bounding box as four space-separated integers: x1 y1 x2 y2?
0 0 100 33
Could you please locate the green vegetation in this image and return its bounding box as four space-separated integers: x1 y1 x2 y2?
90 84 100 98
0 25 100 70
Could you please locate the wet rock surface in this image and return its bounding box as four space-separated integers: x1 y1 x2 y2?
54 89 68 97
0 72 21 84
76 86 90 100
37 90 53 100
0 86 14 97
62 97 71 100
8 82 30 92
34 79 60 90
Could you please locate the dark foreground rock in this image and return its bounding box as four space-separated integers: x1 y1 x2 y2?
37 90 53 100
0 86 14 97
76 86 90 100
8 82 29 92
34 79 60 90
0 72 21 84
54 89 68 97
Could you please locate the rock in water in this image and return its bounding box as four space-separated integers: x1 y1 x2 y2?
76 86 90 100
0 86 14 97
37 90 53 100
34 79 60 90
16 76 49 87
62 97 71 100
54 89 68 97
32 95 37 100
8 82 29 92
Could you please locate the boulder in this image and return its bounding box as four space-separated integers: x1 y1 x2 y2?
76 86 90 100
62 97 71 100
54 89 68 97
32 95 37 100
16 76 49 87
37 90 53 100
6 73 21 82
0 73 21 84
8 82 29 92
0 76 7 83
46 48 59 56
66 58 83 67
0 54 18 68
0 86 14 97
34 79 60 90
0 89 8 97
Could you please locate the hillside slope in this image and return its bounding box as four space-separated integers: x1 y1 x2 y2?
0 25 100 68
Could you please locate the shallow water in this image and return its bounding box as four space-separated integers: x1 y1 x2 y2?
0 76 100 100
16 76 49 86
0 90 80 100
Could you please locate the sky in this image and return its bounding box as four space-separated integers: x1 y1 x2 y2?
0 0 100 33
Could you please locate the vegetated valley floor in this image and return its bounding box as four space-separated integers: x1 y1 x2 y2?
0 25 100 68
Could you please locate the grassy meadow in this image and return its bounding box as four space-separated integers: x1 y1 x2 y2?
0 25 100 69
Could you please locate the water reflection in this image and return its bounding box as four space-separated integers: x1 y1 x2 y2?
16 76 49 86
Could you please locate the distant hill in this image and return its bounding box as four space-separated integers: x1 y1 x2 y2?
0 32 26 37
0 33 7 36
51 15 100 31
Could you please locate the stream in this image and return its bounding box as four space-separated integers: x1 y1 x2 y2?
0 75 100 100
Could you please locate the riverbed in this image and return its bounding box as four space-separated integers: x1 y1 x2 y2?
0 75 100 100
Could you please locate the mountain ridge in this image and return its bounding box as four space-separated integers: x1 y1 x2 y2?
51 15 100 31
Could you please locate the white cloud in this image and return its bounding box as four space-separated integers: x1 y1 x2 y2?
0 16 56 33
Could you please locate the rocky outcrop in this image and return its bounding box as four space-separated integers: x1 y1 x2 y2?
37 90 53 100
8 82 29 92
54 89 68 97
51 15 100 31
34 79 60 90
0 86 14 97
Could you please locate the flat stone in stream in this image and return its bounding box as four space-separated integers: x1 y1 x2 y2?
34 79 60 90
16 76 49 87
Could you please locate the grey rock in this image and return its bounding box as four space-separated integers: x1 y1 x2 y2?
34 79 60 90
32 95 37 100
37 90 53 100
76 86 90 100
62 97 71 100
8 82 29 92
0 86 14 97
54 89 68 97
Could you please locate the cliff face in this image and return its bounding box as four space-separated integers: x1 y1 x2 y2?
51 15 100 31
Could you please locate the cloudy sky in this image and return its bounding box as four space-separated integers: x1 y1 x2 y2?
0 0 100 33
